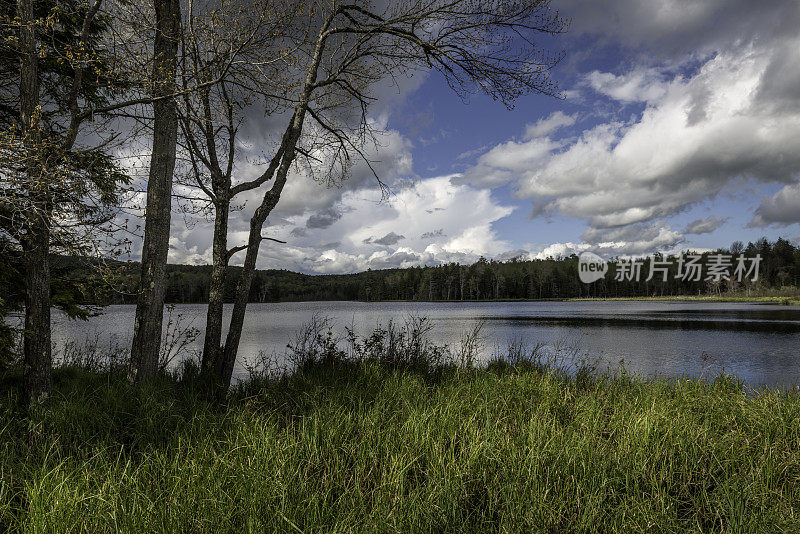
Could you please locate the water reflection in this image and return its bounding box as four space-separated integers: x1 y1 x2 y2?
49 301 800 388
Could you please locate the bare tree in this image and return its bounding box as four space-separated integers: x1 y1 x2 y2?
129 0 276 383
174 0 297 383
177 0 567 394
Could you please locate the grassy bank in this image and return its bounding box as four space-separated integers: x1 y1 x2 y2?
2 358 800 532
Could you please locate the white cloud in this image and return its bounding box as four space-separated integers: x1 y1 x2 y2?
457 136 563 188
170 175 515 273
164 117 417 267
585 69 668 103
466 39 800 239
524 111 577 139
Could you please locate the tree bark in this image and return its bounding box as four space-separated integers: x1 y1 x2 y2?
130 0 181 383
18 0 52 406
22 217 51 406
201 200 229 374
217 222 261 389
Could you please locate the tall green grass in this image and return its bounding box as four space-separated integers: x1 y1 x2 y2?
2 361 800 532
2 317 800 532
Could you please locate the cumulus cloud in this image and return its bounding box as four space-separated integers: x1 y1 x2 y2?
749 183 800 227
532 231 686 260
465 37 800 241
685 216 729 235
496 249 530 262
581 222 684 247
442 0 799 260
224 176 516 273
458 136 562 188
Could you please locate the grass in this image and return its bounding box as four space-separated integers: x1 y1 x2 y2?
2 355 800 533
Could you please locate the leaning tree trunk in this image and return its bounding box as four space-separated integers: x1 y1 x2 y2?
217 220 261 390
213 30 325 393
130 0 181 383
216 138 300 391
18 0 52 406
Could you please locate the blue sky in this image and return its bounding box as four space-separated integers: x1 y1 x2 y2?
160 0 800 273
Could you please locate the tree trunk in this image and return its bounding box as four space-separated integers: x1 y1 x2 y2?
215 130 300 392
22 218 51 406
201 202 229 374
18 0 52 406
217 223 261 390
130 0 181 383
211 36 321 393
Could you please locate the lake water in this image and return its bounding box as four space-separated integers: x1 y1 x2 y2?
49 301 800 388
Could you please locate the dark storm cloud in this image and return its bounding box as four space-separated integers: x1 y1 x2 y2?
306 206 344 229
749 183 800 227
684 216 729 235
363 231 405 246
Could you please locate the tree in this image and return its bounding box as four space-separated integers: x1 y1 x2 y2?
128 0 182 383
129 0 264 383
2 0 225 400
1 0 134 404
181 0 568 393
174 0 294 382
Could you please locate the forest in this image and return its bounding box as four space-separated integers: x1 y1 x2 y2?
116 236 800 302
5 236 795 309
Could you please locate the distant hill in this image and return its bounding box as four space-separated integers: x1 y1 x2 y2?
50 237 800 304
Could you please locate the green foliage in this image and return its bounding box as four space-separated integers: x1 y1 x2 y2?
0 320 15 371
0 244 22 368
0 251 111 370
0 0 130 130
0 0 133 258
2 357 800 532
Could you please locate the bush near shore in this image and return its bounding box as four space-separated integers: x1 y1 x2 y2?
2 321 800 533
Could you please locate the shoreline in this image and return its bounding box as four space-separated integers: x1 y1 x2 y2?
73 295 800 307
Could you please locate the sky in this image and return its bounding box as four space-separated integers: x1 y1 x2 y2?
150 0 800 274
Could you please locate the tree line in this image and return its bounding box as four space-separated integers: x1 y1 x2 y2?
1 0 569 405
21 236 799 306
